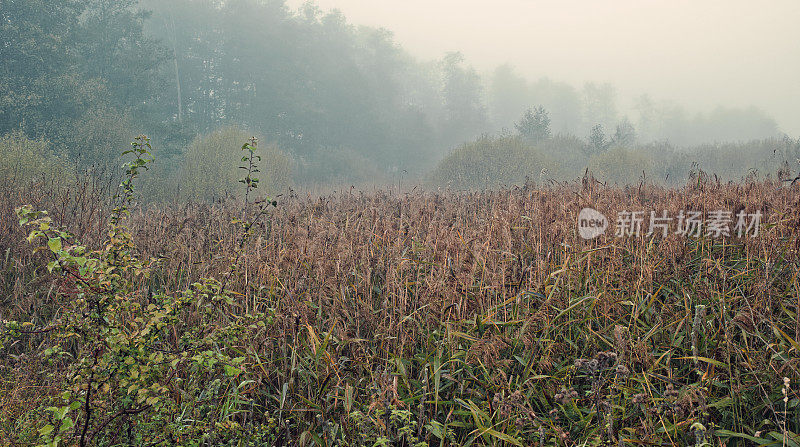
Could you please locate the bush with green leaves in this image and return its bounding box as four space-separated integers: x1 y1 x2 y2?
0 131 66 188
180 126 291 201
587 146 654 184
428 135 555 189
51 106 134 167
2 136 279 446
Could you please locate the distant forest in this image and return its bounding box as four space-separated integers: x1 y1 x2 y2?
0 0 790 190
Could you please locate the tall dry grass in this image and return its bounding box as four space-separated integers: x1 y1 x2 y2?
1 171 799 445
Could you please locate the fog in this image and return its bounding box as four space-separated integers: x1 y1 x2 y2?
4 3 800 445
3 0 799 195
288 0 800 136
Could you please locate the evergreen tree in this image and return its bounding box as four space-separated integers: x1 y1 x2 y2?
515 106 552 143
612 118 637 147
589 124 608 153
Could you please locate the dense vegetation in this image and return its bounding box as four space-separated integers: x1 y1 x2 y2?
428 133 800 189
1 139 799 445
3 1 800 445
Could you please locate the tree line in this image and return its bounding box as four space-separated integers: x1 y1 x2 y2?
1 0 785 181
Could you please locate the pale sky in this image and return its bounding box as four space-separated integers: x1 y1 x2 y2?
287 0 800 135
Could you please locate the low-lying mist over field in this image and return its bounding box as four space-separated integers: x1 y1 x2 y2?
2 0 798 198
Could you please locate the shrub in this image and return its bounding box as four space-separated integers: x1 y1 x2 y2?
4 136 279 446
588 146 654 184
428 135 553 189
633 137 800 185
51 106 134 166
0 131 65 188
637 141 695 184
180 126 291 201
683 136 800 181
537 133 589 172
515 106 551 143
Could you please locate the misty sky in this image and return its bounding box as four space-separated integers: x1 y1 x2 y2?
287 0 800 136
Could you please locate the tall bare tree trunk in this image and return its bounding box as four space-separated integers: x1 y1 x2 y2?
167 15 183 124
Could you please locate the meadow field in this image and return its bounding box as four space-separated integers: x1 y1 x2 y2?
1 144 799 446
4 0 800 445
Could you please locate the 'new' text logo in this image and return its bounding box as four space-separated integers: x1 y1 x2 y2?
578 208 608 239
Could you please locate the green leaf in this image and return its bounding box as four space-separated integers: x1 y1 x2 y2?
54 406 67 420
47 238 62 253
714 429 771 444
224 364 241 377
39 424 54 436
59 417 74 432
478 427 523 446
